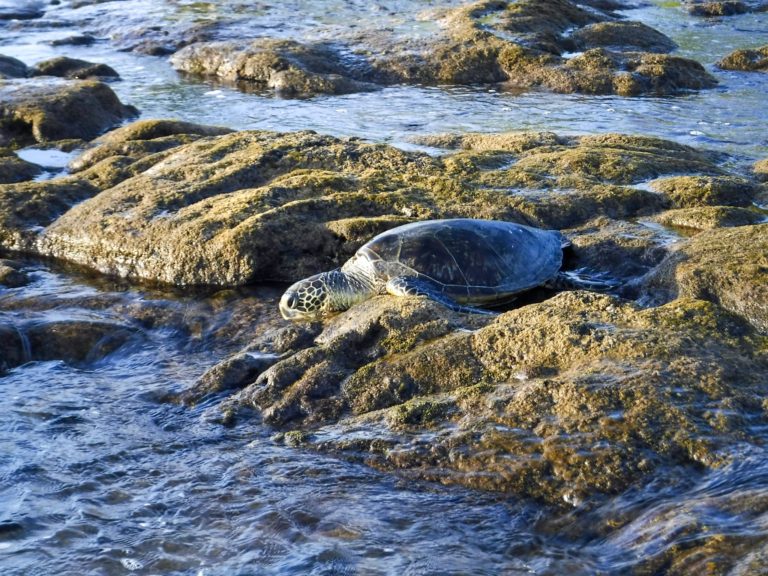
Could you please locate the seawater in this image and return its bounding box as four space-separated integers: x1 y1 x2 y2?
1 0 768 574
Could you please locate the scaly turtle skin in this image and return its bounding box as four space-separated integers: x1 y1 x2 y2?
280 218 567 320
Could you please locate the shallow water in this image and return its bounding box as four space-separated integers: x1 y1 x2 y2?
2 0 768 574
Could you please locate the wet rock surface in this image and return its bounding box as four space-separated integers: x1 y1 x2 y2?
1 0 767 572
0 258 29 287
637 224 768 333
685 0 768 16
171 39 378 96
0 78 138 147
169 0 716 97
0 124 741 288
0 317 143 372
0 54 28 79
718 44 768 71
0 149 43 183
30 56 120 80
214 292 768 506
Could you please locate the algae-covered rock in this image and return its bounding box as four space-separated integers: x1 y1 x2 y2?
566 217 671 280
0 149 43 183
651 206 765 231
755 158 768 182
219 291 768 505
718 45 768 71
170 0 714 97
649 175 760 208
504 133 722 187
413 131 567 152
686 0 754 16
68 119 234 175
0 259 29 288
0 78 138 146
571 22 677 53
399 0 714 95
639 224 768 332
177 351 281 406
0 176 99 251
36 129 453 285
5 126 732 287
30 57 120 80
171 39 376 96
0 55 28 79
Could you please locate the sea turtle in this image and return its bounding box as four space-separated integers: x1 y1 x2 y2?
280 218 571 320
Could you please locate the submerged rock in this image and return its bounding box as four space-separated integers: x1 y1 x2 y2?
0 259 29 288
216 292 768 505
718 45 768 72
0 4 43 20
0 54 28 79
109 21 217 56
30 56 120 80
49 35 97 47
0 317 143 372
0 78 138 147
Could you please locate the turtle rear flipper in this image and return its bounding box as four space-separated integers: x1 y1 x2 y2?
385 276 497 316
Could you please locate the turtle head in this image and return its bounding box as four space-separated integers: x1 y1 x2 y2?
280 270 352 320
280 273 332 320
281 270 368 321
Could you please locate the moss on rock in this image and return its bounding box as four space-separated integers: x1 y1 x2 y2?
0 149 43 183
219 291 768 505
169 0 713 97
638 224 768 332
0 125 738 286
571 21 677 53
171 39 377 96
649 175 760 208
651 206 765 231
0 78 138 147
718 45 768 71
687 0 751 16
30 56 120 80
0 176 99 251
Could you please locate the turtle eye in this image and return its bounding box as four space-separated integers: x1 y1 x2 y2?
286 293 299 309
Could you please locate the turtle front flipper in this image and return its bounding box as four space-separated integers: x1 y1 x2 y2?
546 270 621 292
385 277 497 316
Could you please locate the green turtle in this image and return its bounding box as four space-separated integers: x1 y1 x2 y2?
280 218 574 320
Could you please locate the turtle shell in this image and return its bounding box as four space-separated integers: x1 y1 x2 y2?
355 219 565 304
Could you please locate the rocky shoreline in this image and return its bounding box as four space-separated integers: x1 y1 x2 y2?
2 0 768 571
